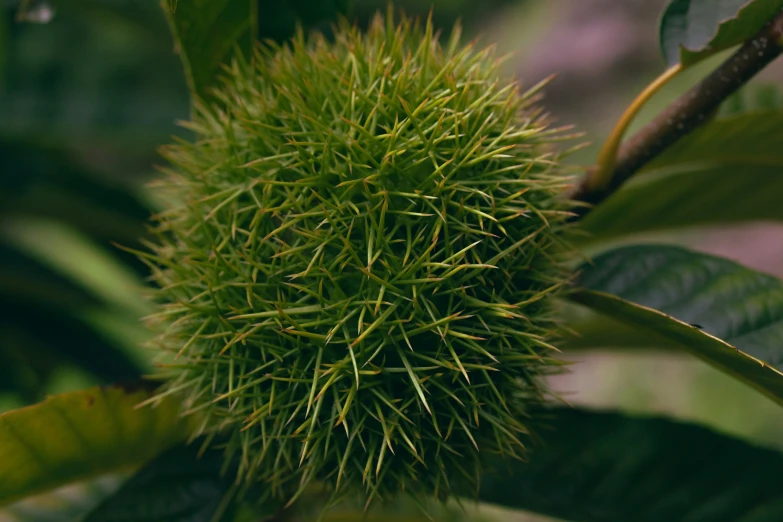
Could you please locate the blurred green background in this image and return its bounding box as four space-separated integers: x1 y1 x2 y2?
2 1 783 519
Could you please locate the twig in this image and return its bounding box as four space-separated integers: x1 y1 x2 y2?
571 8 783 216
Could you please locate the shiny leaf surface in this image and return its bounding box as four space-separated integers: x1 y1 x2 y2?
480 407 783 521
84 444 239 522
570 244 783 404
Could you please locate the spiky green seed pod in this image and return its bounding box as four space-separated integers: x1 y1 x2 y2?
146 12 574 508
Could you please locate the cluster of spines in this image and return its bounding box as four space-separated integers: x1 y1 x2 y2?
141 12 576 509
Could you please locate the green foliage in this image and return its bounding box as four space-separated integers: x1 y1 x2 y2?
146 13 575 507
0 5 187 373
259 0 351 43
352 0 518 31
1 476 125 522
162 0 257 103
82 442 478 522
5 219 150 319
579 109 783 240
0 386 196 506
0 1 185 403
0 241 106 399
570 244 783 405
0 4 7 83
0 138 151 262
164 0 350 103
4 0 783 520
0 139 154 402
0 1 187 148
84 443 249 522
659 0 783 67
719 83 783 115
570 289 783 406
480 408 783 521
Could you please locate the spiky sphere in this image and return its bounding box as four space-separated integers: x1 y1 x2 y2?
147 13 574 507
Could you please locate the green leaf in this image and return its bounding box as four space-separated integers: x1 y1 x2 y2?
0 139 155 400
162 0 257 102
0 3 188 148
660 0 783 67
0 139 152 248
0 243 99 313
1 476 125 522
164 0 352 103
84 444 241 522
580 110 783 240
480 407 783 521
84 442 478 522
719 83 783 116
570 289 783 405
258 0 351 43
0 223 151 395
0 301 145 393
2 219 151 317
0 386 196 506
0 5 7 86
569 244 783 404
0 236 145 397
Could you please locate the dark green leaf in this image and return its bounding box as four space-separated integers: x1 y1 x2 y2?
84 444 236 522
569 288 783 405
2 218 151 317
162 0 257 102
576 244 783 358
0 139 152 249
0 6 7 85
0 3 188 149
0 216 152 397
0 244 99 312
660 0 783 67
258 0 350 43
0 301 144 389
580 110 783 240
0 386 197 506
164 0 352 103
480 407 783 521
0 239 147 399
0 137 155 400
569 244 783 404
559 299 682 351
719 83 783 116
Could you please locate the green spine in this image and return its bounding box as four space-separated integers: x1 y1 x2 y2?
146 12 576 508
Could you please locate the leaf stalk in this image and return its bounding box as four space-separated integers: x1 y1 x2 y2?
572 8 783 216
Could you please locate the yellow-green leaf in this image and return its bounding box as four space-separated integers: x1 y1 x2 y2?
0 386 195 507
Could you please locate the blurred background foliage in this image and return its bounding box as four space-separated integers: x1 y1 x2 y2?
2 0 783 499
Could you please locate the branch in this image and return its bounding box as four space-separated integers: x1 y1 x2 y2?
571 9 783 215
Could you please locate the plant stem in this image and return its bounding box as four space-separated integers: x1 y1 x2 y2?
588 64 683 193
572 9 783 215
